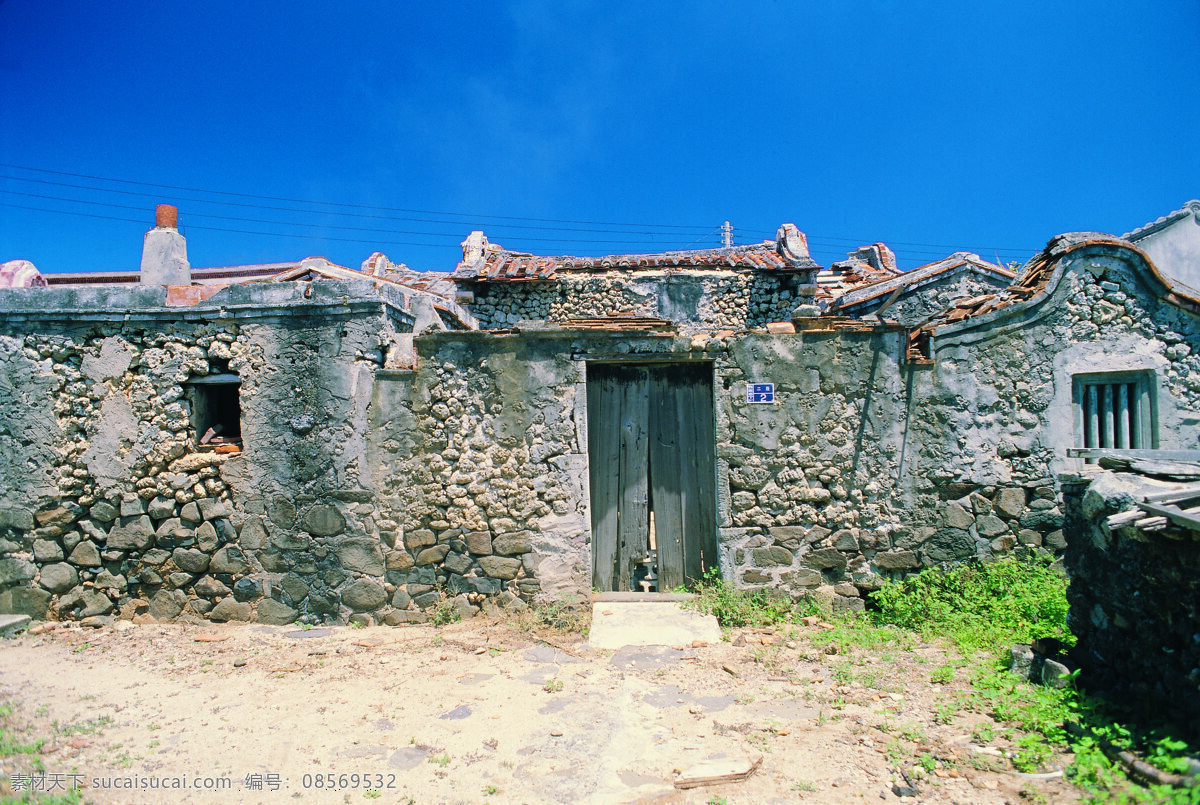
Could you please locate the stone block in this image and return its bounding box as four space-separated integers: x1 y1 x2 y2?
238 517 267 550
385 549 414 571
415 545 449 566
942 502 975 530
147 496 177 520
969 493 993 517
342 579 387 611
32 539 63 563
89 501 118 524
107 516 154 552
831 530 859 552
280 574 310 603
923 528 976 563
336 538 384 576
270 532 311 551
1019 509 1064 532
60 588 114 619
210 546 249 575
303 504 345 537
412 591 440 609
1044 530 1067 550
258 550 289 572
0 587 51 618
62 530 85 553
179 501 202 525
257 598 298 625
93 570 125 592
742 569 771 583
168 572 196 588
194 576 231 599
0 506 34 531
805 526 832 545
405 529 436 550
493 532 532 556
384 609 428 625
444 552 473 575
873 550 920 570
990 535 1017 552
975 515 1010 539
233 577 260 602
172 548 210 574
391 589 412 609
464 531 493 555
38 562 78 594
195 521 220 552
802 548 847 570
67 541 102 567
148 587 188 619
1017 529 1043 547
477 555 521 580
35 505 80 528
197 498 233 520
782 569 823 587
209 597 252 622
752 546 794 567
993 488 1026 520
0 558 36 586
119 496 146 518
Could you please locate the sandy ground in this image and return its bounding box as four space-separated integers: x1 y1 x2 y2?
0 615 1084 804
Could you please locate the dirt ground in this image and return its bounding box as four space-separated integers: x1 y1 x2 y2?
0 614 1085 805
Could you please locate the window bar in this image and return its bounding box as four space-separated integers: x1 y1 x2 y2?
1101 384 1115 448
1115 383 1129 449
1133 380 1147 449
1084 384 1097 449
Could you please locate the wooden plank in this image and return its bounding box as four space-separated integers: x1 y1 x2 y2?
674 755 763 789
1067 448 1200 461
679 363 719 584
586 366 621 591
649 367 685 591
1138 501 1200 531
616 367 650 592
1143 485 1200 504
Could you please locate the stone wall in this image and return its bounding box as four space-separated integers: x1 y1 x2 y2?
467 272 801 332
4 238 1200 624
848 272 1013 327
1062 471 1200 740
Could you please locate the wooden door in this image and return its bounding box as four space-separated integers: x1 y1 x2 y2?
586 363 718 591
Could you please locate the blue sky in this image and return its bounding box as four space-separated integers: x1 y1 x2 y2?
1 1 1197 275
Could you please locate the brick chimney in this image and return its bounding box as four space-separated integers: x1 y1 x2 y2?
140 204 190 285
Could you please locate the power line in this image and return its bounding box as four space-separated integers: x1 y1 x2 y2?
0 163 716 231
0 173 717 237
0 189 712 246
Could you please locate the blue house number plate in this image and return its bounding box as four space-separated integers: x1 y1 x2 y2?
746 383 775 404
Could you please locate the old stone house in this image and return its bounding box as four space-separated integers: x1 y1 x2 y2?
1 204 1198 625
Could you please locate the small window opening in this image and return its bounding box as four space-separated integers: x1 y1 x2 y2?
1073 372 1155 457
185 373 242 452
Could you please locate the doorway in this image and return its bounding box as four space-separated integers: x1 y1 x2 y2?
586 362 719 592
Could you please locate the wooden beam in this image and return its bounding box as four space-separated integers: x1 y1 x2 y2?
1067 448 1200 461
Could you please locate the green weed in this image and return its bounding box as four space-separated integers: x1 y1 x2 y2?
686 569 817 627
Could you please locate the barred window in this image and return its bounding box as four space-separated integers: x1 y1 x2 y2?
1073 373 1154 450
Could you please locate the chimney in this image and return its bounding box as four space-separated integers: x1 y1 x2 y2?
140 204 190 285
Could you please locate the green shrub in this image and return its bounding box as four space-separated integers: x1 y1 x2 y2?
869 556 1071 653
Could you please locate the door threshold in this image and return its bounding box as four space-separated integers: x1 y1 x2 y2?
593 591 696 603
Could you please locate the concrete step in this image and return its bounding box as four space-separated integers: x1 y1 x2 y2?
0 614 31 639
588 598 720 650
